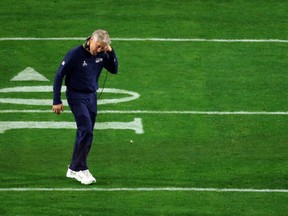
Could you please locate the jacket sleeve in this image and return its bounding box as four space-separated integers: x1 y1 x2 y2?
104 48 118 74
53 54 73 105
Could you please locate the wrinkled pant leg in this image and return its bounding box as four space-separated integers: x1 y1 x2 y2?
68 97 96 171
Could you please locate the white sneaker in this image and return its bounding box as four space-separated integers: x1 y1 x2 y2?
75 170 96 185
66 167 77 179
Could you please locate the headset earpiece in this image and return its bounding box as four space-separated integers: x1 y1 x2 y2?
84 36 91 50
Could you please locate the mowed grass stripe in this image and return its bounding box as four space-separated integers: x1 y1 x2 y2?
0 110 288 115
0 187 288 193
0 38 287 43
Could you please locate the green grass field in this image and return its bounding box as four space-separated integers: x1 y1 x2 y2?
1 0 288 215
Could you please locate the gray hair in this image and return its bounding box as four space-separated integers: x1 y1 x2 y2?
91 29 111 44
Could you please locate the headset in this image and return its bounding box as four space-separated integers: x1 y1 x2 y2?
83 36 91 51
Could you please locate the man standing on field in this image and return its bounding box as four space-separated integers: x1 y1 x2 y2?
52 29 118 185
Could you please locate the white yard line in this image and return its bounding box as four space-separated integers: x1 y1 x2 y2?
0 187 287 193
0 110 288 115
0 37 287 43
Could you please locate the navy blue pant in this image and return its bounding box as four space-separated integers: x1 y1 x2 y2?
67 94 97 171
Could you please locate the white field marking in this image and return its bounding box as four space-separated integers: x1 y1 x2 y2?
0 118 144 134
11 67 49 81
0 86 140 106
0 187 287 193
0 37 287 43
96 110 288 115
0 110 288 115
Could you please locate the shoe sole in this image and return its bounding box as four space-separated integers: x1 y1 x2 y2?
74 174 96 185
81 179 96 185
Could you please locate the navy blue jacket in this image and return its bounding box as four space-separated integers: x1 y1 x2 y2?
53 45 118 105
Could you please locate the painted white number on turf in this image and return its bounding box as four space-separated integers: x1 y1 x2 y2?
0 68 144 134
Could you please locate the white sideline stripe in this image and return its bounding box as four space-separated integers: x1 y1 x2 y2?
0 187 287 193
0 110 288 115
0 37 287 43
